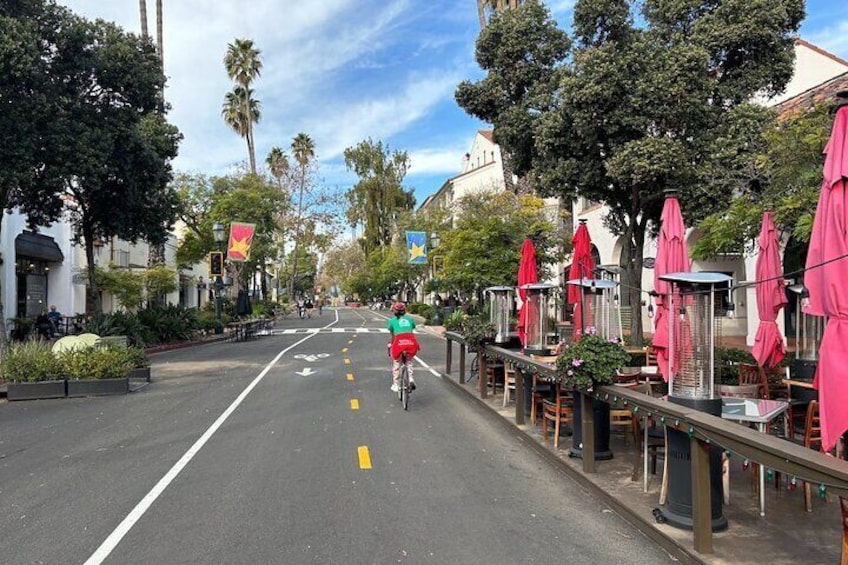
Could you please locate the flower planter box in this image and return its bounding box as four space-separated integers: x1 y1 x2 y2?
128 367 152 383
67 377 129 397
7 380 67 401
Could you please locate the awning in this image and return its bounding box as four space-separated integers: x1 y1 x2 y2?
15 231 64 263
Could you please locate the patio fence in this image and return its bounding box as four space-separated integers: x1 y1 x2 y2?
443 332 848 554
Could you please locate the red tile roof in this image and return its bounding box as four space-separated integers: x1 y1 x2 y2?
775 70 848 120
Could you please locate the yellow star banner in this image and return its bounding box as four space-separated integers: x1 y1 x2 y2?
227 222 256 262
406 231 427 264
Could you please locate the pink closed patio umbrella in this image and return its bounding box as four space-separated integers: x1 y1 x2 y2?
653 193 691 381
517 238 538 348
804 102 848 452
568 220 595 338
751 211 788 368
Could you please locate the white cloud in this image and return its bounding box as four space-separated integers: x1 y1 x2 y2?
407 146 467 177
546 0 576 14
807 20 848 62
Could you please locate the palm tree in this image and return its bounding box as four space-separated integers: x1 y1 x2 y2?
266 146 290 187
224 39 263 173
221 86 262 170
477 0 523 28
139 0 149 38
288 133 315 297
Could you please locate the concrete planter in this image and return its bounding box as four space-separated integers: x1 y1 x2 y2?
128 367 151 383
7 380 67 401
67 377 129 397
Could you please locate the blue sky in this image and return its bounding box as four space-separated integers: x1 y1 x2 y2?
59 0 848 208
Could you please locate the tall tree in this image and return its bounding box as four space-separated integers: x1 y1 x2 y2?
223 39 262 174
53 17 182 314
457 0 570 193
533 0 803 342
0 0 75 345
288 133 315 297
343 138 415 256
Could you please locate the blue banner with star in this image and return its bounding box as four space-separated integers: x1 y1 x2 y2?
406 231 427 264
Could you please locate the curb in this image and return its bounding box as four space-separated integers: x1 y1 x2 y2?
437 371 706 565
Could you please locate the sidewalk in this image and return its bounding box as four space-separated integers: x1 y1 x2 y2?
441 363 842 564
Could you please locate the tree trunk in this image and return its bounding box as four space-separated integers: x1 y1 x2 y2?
155 0 163 62
620 219 646 346
288 176 306 297
247 122 256 174
84 227 103 315
477 0 487 28
139 0 149 38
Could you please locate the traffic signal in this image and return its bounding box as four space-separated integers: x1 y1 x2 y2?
209 252 224 277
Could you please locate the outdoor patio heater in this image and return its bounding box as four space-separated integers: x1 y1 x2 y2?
566 277 620 461
596 265 625 338
658 272 730 532
519 283 557 355
485 286 514 345
567 277 621 340
788 283 823 381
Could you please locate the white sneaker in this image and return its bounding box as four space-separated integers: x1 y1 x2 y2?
390 383 399 393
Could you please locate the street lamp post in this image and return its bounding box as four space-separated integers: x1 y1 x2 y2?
430 232 442 326
213 221 226 334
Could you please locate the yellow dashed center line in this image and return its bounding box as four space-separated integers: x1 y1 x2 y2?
342 347 348 353
346 373 354 381
350 399 359 410
358 446 372 469
348 340 354 344
344 358 351 365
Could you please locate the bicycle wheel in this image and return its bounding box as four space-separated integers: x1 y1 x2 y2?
469 354 479 382
401 365 409 410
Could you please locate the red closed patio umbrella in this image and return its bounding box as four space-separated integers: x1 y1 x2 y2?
568 220 595 338
653 194 691 381
804 102 848 452
751 211 788 368
517 238 538 347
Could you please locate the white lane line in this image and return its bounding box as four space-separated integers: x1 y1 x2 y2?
84 310 340 564
414 355 442 377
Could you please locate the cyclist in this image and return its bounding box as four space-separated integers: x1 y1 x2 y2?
387 302 419 393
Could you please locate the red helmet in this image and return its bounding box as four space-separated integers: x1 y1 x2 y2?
391 302 407 314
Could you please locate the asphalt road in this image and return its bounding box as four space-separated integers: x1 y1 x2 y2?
0 308 675 564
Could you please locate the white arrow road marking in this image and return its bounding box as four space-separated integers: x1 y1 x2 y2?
296 367 315 376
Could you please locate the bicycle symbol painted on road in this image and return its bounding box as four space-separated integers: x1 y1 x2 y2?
293 353 330 363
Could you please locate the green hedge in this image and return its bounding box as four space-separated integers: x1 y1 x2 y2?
0 342 149 382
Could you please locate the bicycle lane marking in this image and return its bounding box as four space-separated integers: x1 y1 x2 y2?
83 309 340 565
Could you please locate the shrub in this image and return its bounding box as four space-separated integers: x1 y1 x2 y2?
460 313 495 353
406 303 420 315
444 310 467 331
1 341 64 382
556 327 630 390
60 346 138 380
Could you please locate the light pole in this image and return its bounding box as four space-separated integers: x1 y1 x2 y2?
430 232 442 326
213 221 226 333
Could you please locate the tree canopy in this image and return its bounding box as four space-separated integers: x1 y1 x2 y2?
344 138 415 256
525 0 803 341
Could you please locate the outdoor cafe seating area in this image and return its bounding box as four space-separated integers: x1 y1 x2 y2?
443 183 848 561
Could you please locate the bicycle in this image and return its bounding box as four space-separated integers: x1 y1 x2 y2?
397 351 412 410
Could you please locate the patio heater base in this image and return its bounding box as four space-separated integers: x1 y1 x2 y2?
658 396 728 532
569 395 613 461
794 358 817 381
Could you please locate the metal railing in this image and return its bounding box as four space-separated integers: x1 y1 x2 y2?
443 334 848 554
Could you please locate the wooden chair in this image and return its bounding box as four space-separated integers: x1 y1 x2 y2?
643 346 657 367
502 363 517 408
610 407 634 443
738 363 770 399
529 355 558 423
541 383 573 449
717 384 761 398
803 400 826 512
